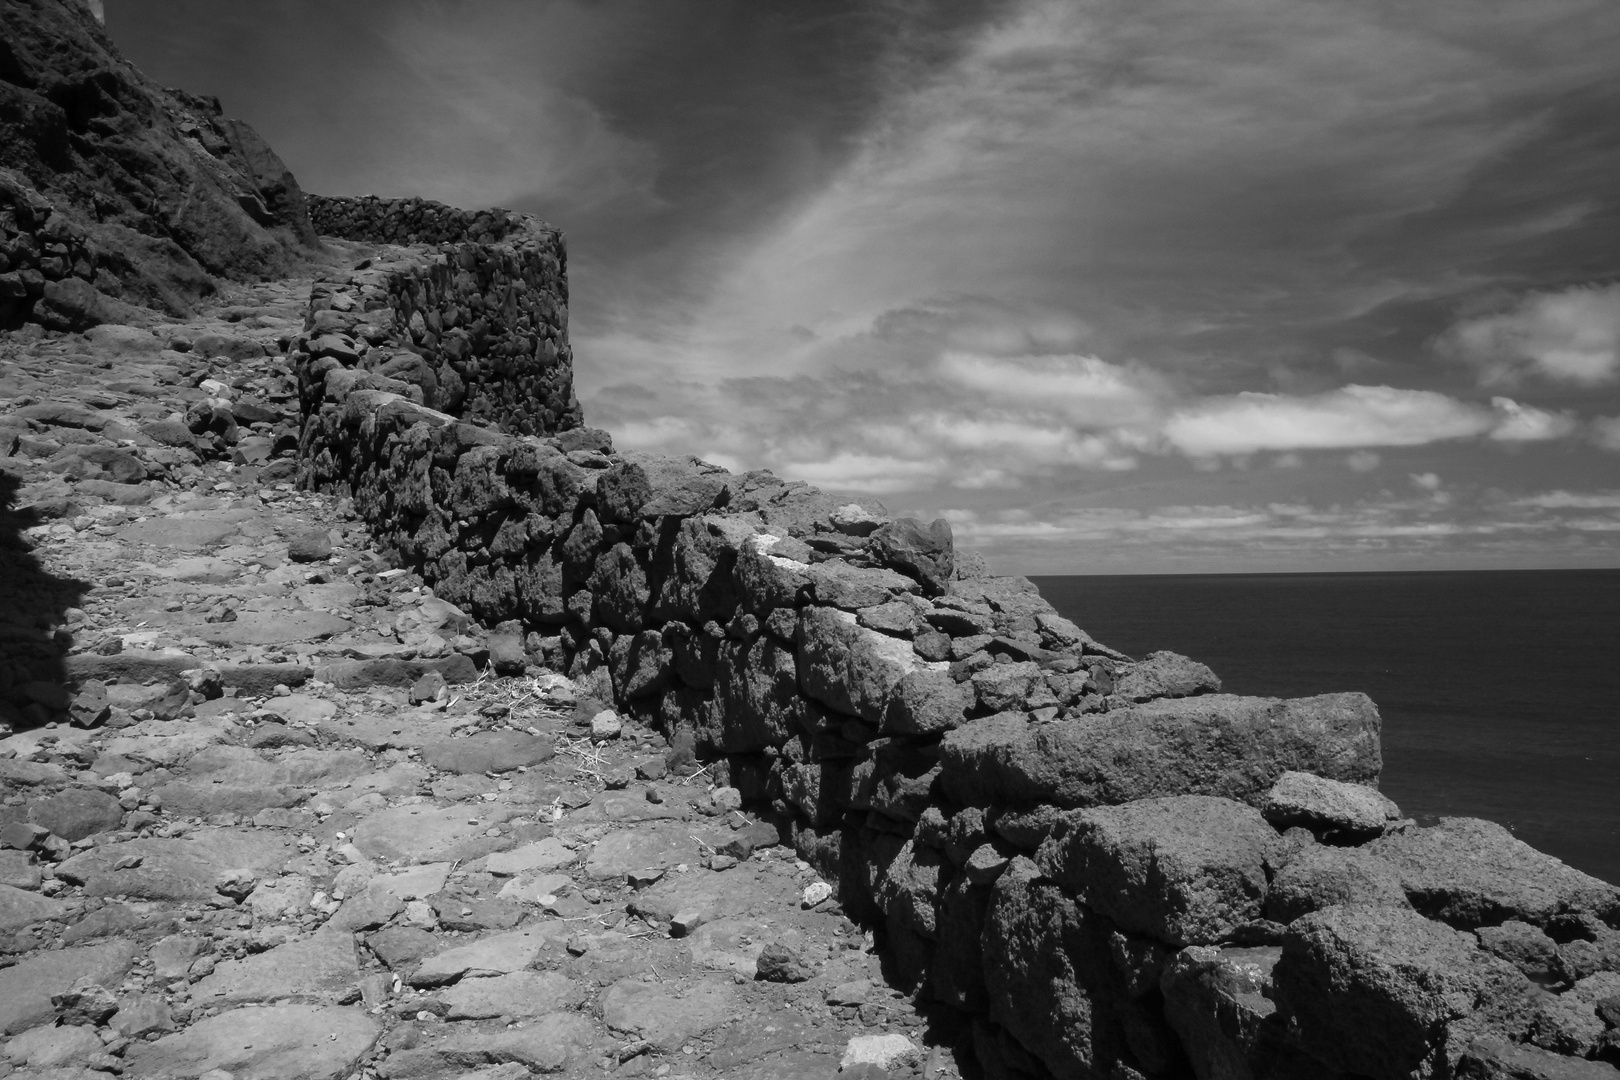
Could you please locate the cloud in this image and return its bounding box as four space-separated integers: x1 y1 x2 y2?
1592 416 1620 451
1410 472 1443 491
1440 284 1620 386
1160 385 1495 456
1487 397 1579 442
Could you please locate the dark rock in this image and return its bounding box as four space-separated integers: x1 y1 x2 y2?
982 856 1127 1079
796 606 919 725
288 528 333 562
419 731 554 775
1456 1036 1620 1079
408 669 446 705
1369 818 1620 930
1161 945 1320 1080
1037 795 1282 946
1263 770 1400 840
27 787 123 841
869 517 954 596
1477 921 1561 985
755 942 815 982
51 976 120 1025
1265 844 1410 924
1275 903 1537 1080
939 692 1383 810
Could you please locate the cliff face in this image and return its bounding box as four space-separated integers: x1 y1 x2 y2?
0 0 318 326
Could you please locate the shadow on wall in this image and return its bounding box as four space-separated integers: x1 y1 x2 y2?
0 466 88 730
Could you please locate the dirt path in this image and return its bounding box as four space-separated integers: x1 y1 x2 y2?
0 279 951 1080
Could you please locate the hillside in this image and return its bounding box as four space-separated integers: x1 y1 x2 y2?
0 0 318 328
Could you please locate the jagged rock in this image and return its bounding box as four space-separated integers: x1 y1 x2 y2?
1275 904 1538 1080
0 939 138 1034
1161 944 1323 1080
940 692 1382 809
1369 818 1620 930
1037 795 1282 946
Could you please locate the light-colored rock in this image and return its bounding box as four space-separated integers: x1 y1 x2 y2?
123 1003 380 1080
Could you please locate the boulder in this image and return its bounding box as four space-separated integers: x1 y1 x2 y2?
123 1003 379 1080
1111 651 1221 703
1265 845 1411 924
869 517 954 596
1369 818 1620 930
1037 795 1282 946
883 667 973 736
1262 770 1400 840
1160 944 1322 1080
1274 904 1537 1080
940 693 1382 809
796 606 918 724
1456 1038 1620 1080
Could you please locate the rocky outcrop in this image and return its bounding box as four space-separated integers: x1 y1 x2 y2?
293 202 1620 1080
0 0 317 327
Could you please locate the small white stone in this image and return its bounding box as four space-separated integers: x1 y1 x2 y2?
590 710 622 740
802 881 834 908
840 1033 919 1071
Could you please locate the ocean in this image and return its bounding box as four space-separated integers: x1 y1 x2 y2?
1030 569 1620 885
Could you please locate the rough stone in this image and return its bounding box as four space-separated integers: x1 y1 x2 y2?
123 1003 380 1080
1263 770 1401 840
1037 795 1283 946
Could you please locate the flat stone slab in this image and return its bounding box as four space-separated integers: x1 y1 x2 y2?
419 730 555 774
350 804 510 864
0 939 139 1034
123 1003 380 1080
0 881 72 931
180 610 354 645
427 1012 601 1074
55 831 295 901
121 511 257 550
440 970 584 1019
599 977 737 1050
409 926 564 986
584 824 708 880
485 838 574 876
192 926 359 1004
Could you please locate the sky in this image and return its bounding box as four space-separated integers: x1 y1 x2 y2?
107 0 1620 573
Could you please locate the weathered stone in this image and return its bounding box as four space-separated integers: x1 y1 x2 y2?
1263 770 1400 840
1369 818 1620 930
869 517 954 595
806 561 917 611
1266 844 1411 924
0 939 139 1034
192 925 359 1004
983 856 1127 1079
3 1022 106 1070
797 606 918 724
1160 944 1321 1080
430 1012 601 1074
1456 1037 1620 1080
419 730 554 774
440 970 584 1019
1038 795 1282 946
409 927 556 986
1476 921 1560 984
1111 650 1221 703
0 881 69 931
971 661 1043 713
940 693 1382 809
123 1003 380 1080
1274 904 1538 1080
710 632 799 751
599 977 737 1050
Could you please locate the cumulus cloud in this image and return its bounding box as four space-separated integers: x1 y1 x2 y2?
1440 284 1620 387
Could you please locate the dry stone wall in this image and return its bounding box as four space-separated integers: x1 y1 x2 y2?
296 212 1620 1080
1 168 106 331
296 196 580 436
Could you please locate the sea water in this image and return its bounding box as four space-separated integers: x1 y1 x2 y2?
1031 569 1620 883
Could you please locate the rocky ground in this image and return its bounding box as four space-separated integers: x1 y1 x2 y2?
0 268 951 1079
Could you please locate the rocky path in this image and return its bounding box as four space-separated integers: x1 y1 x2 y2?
0 280 949 1080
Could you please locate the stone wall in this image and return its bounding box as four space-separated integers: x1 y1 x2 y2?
297 197 580 436
296 221 1620 1080
0 168 105 331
